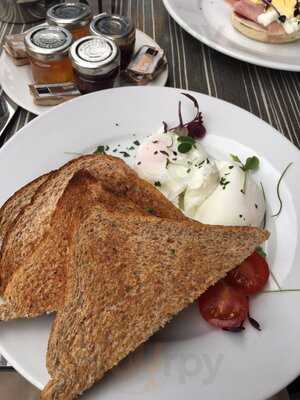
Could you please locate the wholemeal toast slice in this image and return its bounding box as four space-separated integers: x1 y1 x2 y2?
0 173 50 248
0 169 157 321
42 206 269 400
0 154 185 294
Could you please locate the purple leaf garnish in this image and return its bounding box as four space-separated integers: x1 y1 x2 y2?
167 93 206 140
248 314 262 331
181 93 200 113
187 117 206 139
178 101 183 127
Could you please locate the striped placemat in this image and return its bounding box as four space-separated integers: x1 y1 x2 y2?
0 0 299 147
0 0 299 396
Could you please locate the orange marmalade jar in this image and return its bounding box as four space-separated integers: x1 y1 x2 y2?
25 26 74 84
47 2 92 40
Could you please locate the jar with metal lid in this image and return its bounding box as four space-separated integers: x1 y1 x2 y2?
90 14 136 69
25 25 74 84
69 36 120 94
47 2 92 40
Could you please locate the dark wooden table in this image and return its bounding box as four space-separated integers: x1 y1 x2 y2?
0 0 299 398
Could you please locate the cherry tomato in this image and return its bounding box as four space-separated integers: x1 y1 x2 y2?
198 280 249 329
225 252 269 295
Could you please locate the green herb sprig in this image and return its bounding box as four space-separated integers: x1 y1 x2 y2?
230 154 260 194
256 246 267 258
94 145 109 155
177 136 196 154
271 162 293 218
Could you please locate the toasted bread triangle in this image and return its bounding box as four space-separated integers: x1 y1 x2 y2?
0 165 183 321
0 155 184 295
42 205 268 400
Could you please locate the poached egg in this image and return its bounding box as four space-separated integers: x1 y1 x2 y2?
135 131 265 227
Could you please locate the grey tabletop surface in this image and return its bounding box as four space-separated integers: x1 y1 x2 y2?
0 0 299 398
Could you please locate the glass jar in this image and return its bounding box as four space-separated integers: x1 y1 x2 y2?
69 36 120 94
47 2 92 40
90 14 136 69
25 26 74 84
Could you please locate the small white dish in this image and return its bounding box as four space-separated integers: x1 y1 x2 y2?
163 0 300 71
0 87 299 400
0 29 169 115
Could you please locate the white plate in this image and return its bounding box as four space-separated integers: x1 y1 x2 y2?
0 87 299 400
163 0 300 71
0 30 168 115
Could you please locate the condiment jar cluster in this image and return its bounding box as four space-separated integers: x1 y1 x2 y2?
24 2 136 94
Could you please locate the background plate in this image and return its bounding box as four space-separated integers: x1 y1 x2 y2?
163 0 300 71
0 30 169 115
0 87 299 400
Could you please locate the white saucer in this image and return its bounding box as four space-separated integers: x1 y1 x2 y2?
0 29 169 115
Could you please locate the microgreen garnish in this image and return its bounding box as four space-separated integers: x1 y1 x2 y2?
94 145 109 155
230 154 260 194
230 154 260 172
177 136 196 144
177 135 196 154
272 162 293 218
248 314 261 331
154 181 161 187
134 140 140 146
178 142 192 153
128 146 135 150
260 182 267 229
119 151 130 157
256 246 267 258
162 93 206 139
178 101 184 127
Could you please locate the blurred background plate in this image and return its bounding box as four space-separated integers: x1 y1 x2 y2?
163 0 300 71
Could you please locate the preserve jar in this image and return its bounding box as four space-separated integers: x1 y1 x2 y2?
69 36 120 94
90 14 135 69
47 2 92 40
25 26 74 84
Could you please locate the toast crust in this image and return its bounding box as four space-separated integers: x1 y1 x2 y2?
232 12 300 43
0 173 50 248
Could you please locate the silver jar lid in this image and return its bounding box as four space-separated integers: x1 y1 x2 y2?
90 13 135 47
47 2 92 30
24 25 73 62
69 36 120 76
